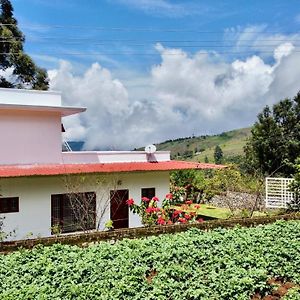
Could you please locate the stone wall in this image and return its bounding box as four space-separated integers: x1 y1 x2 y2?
210 191 265 210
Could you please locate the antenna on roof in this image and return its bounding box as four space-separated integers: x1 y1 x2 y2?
145 144 156 154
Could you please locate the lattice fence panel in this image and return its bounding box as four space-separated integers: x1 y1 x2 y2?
265 177 294 208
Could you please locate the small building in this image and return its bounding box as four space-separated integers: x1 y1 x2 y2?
0 88 222 240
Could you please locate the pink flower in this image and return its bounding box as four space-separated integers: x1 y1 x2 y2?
178 217 187 223
167 220 173 225
197 218 204 223
185 200 193 205
145 207 154 214
141 197 150 202
173 210 182 216
165 193 173 199
126 198 134 206
152 196 159 202
185 214 192 220
157 216 166 225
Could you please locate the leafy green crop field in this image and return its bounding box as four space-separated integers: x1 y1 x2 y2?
1 220 300 299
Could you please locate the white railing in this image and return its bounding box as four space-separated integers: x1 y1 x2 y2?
265 177 294 208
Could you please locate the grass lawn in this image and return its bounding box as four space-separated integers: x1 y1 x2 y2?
173 203 273 219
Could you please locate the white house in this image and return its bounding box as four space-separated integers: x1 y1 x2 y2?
0 88 221 240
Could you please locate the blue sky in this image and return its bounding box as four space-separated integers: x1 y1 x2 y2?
7 0 300 149
12 0 300 71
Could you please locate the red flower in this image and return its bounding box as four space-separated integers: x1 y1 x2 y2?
185 214 192 220
185 200 193 205
126 198 134 206
197 218 204 223
141 197 150 202
165 193 173 199
167 220 173 225
194 204 201 209
145 207 154 214
172 210 182 217
152 196 159 202
157 216 166 225
178 217 187 223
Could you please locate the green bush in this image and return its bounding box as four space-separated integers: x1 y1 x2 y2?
0 220 300 299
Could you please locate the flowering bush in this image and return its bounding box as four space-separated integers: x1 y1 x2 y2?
127 194 203 226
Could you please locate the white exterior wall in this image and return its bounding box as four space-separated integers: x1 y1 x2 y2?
0 171 170 240
62 151 170 164
0 88 61 106
0 110 62 165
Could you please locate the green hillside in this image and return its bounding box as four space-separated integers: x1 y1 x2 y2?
155 127 252 162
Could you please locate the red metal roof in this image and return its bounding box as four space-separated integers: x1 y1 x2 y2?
0 161 225 178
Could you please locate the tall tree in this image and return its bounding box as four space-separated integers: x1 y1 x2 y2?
214 145 223 164
244 92 300 176
0 0 49 90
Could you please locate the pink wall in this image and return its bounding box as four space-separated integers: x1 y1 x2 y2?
0 110 62 165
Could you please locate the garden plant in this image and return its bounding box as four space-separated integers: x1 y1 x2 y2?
0 220 299 299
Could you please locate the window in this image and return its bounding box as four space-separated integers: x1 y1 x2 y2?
51 192 96 234
141 188 156 200
0 197 19 213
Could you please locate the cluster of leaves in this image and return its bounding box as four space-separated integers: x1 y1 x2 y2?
0 221 300 299
127 195 202 226
244 92 300 176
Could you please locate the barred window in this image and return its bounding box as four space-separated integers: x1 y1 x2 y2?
0 197 19 213
51 192 96 234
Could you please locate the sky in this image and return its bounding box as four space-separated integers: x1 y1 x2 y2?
8 0 300 150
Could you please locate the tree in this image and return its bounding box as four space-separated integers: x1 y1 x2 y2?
244 92 300 176
60 174 121 233
204 156 209 163
214 145 223 164
0 0 49 89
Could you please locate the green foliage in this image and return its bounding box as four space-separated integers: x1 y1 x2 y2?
214 145 223 164
205 166 262 196
245 92 300 176
0 221 300 299
283 287 300 299
288 159 300 211
0 0 49 89
104 220 114 230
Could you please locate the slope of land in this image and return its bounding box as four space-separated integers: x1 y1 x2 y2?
154 127 252 162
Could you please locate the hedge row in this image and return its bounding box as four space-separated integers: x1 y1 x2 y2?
1 213 300 253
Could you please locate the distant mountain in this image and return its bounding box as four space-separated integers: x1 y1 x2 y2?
66 127 252 163
153 127 252 162
68 141 84 151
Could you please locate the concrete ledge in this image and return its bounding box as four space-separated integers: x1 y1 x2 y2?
1 213 300 253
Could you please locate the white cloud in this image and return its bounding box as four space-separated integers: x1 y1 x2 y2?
49 38 300 150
